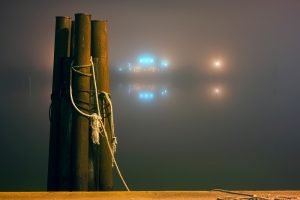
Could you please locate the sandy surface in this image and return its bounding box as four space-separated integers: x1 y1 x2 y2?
0 191 299 200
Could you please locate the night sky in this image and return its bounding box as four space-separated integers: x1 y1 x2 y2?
1 0 300 191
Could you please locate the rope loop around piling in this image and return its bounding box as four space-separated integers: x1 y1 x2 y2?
69 57 130 191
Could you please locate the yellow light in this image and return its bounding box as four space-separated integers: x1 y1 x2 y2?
214 60 221 68
214 88 220 94
211 87 223 97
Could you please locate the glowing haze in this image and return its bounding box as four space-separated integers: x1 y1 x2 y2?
0 0 300 191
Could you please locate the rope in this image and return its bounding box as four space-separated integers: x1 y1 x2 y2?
90 58 129 191
69 57 130 191
90 113 103 145
90 58 101 118
212 189 299 200
212 189 255 197
101 92 117 153
72 67 92 77
69 66 93 118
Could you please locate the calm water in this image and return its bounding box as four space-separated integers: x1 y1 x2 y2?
0 67 300 191
110 70 300 190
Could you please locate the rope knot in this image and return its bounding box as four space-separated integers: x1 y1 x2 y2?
90 113 103 145
112 136 118 154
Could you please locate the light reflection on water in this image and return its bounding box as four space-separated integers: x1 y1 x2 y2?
127 83 169 102
2 64 300 191
113 81 227 105
110 71 300 190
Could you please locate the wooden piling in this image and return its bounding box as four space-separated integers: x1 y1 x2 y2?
57 28 73 190
71 13 91 191
48 16 72 191
91 20 113 191
70 21 75 58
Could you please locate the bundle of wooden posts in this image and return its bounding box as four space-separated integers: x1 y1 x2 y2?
48 13 113 191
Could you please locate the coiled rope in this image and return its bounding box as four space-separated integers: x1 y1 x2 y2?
69 57 130 191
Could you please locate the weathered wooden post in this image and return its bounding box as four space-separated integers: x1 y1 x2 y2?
70 13 91 191
57 22 75 190
49 13 126 191
91 20 113 190
70 20 75 58
48 16 72 191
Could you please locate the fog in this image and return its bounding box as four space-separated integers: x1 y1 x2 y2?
0 0 300 190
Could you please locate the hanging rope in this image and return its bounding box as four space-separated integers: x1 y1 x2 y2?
69 57 130 191
101 91 117 153
90 113 103 145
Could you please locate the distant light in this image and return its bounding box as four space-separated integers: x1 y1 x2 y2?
139 56 155 65
214 88 220 94
118 67 123 72
138 91 154 101
160 88 168 96
160 60 169 68
213 60 222 69
212 87 222 97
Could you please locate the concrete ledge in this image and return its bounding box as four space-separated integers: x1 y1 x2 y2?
0 191 299 200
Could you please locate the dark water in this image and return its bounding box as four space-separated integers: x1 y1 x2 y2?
0 67 300 191
110 69 300 190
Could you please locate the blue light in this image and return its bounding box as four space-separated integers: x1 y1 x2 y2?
160 88 168 96
160 60 169 68
138 55 155 66
138 91 155 101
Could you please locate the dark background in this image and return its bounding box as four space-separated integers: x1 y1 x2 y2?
0 0 300 191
